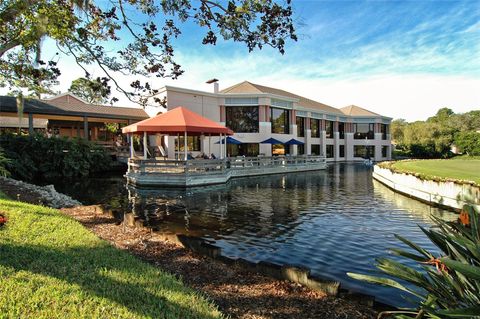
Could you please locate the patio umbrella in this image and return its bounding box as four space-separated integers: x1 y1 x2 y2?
284 138 304 145
260 137 284 144
215 136 243 145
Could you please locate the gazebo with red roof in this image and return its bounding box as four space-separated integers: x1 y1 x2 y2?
122 106 233 160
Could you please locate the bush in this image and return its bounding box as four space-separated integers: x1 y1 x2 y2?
348 205 480 318
0 146 10 177
455 131 480 156
0 134 113 181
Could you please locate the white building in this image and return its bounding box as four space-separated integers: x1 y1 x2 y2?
145 81 392 162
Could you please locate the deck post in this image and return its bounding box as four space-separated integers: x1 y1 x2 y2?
184 131 187 160
28 113 34 134
83 116 89 140
220 133 223 159
143 131 147 159
176 133 180 160
208 133 211 156
224 136 227 158
130 133 134 158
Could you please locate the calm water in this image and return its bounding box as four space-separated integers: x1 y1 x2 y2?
52 164 456 307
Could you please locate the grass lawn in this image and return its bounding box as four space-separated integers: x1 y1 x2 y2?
390 158 480 185
0 198 223 319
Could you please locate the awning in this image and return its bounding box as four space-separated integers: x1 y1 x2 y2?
260 137 284 144
122 106 233 135
215 136 243 145
284 138 304 145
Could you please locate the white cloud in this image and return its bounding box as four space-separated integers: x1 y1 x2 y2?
43 51 480 122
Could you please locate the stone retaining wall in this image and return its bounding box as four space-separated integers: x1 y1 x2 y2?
373 165 480 212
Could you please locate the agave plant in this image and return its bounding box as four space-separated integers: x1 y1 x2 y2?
348 205 480 318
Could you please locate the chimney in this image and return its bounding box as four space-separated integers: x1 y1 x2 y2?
206 78 219 93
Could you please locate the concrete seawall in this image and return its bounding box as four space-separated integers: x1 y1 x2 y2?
373 165 480 212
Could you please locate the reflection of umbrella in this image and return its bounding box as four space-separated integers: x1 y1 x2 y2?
284 138 304 145
215 136 243 145
260 137 284 144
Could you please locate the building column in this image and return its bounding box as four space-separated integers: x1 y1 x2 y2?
83 116 89 140
334 132 340 161
320 131 327 157
345 122 354 161
305 117 311 155
184 131 188 160
130 134 134 158
28 113 34 135
143 131 148 159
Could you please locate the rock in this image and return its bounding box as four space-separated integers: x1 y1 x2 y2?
0 177 82 208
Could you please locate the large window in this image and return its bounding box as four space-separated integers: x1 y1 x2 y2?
354 145 375 158
339 145 345 158
354 123 374 139
297 144 305 155
382 145 389 158
227 143 260 157
271 107 290 134
311 119 320 138
325 120 334 138
380 124 389 140
326 145 334 158
177 136 201 152
226 106 259 133
338 122 345 139
311 144 321 155
296 117 305 137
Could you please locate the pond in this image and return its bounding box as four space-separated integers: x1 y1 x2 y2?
51 164 456 307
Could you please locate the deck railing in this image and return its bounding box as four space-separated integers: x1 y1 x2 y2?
128 155 326 176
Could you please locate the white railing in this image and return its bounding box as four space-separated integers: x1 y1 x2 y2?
128 155 326 176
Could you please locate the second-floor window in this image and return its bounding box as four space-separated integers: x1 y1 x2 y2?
380 124 389 140
225 106 259 133
338 122 345 139
325 120 334 138
271 107 290 134
311 119 320 138
354 123 374 139
296 117 305 137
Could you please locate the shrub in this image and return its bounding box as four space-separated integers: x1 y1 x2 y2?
348 205 480 318
0 146 10 177
0 134 113 181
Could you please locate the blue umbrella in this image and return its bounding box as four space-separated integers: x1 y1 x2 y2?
260 137 284 144
215 136 243 145
284 138 304 145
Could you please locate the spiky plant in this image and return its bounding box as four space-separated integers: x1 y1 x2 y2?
348 205 480 318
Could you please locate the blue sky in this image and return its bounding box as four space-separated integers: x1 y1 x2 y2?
43 0 480 121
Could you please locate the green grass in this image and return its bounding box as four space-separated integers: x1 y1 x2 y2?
390 158 480 185
0 199 223 319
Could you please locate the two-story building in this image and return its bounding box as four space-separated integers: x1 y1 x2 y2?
145 81 392 162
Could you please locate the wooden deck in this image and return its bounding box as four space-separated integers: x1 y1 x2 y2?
126 156 327 187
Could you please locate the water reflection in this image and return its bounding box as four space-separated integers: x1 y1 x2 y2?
53 164 457 307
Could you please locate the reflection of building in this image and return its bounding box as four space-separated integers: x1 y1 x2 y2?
0 93 148 142
145 81 392 162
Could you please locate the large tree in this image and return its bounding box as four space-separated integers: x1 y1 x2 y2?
68 77 112 105
0 0 297 105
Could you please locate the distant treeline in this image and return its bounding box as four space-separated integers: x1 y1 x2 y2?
392 108 480 158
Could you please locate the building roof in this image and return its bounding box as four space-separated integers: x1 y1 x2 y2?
0 94 148 121
45 93 148 119
340 105 381 117
122 106 233 135
220 81 344 115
